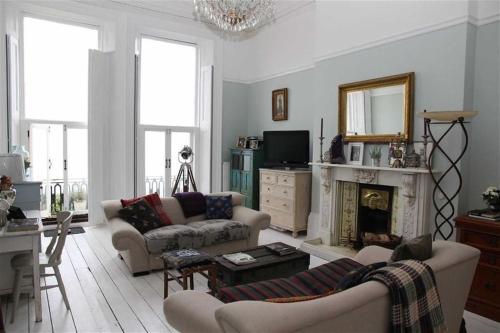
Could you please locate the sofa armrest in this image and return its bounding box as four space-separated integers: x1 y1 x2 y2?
109 217 147 253
232 206 270 231
354 245 393 265
164 291 224 333
102 199 123 220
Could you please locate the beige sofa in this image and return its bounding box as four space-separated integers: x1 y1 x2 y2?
164 240 479 333
102 192 271 275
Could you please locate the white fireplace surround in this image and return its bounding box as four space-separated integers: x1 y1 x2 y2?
303 163 434 257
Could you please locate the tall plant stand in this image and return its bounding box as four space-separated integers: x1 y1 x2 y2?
420 111 478 240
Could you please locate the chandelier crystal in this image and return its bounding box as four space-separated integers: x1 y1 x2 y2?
194 0 275 32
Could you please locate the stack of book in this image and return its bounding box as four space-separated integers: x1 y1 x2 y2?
7 218 39 232
468 209 500 221
265 243 296 256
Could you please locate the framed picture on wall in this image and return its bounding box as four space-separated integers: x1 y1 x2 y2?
272 88 288 121
347 142 364 165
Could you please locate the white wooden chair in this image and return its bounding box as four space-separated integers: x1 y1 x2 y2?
10 211 73 323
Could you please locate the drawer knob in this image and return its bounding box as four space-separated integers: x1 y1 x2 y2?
282 203 287 207
267 187 270 191
484 281 496 292
266 200 269 203
283 190 288 194
283 179 287 182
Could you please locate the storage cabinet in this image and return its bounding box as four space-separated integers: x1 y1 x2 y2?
455 215 500 322
259 169 311 237
12 181 42 210
230 149 264 210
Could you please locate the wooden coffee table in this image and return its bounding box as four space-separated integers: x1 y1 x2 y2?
214 242 310 287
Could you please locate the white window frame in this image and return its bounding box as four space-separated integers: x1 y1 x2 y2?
18 11 102 215
18 12 102 147
135 33 201 196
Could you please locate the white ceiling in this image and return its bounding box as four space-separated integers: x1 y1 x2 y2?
109 0 314 23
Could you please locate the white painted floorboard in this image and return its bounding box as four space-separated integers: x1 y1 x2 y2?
1 225 498 333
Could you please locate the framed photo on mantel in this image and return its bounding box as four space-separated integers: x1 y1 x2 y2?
272 88 288 121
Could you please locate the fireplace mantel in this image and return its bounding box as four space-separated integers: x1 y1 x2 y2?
303 162 435 259
309 162 433 174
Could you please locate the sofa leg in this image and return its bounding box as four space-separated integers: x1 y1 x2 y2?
133 271 150 277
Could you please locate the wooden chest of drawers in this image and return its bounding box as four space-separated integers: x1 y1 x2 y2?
259 169 312 238
455 215 500 322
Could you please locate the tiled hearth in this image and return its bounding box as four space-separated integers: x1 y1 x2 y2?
302 163 434 259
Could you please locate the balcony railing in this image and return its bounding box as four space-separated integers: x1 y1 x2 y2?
145 176 182 197
40 178 88 217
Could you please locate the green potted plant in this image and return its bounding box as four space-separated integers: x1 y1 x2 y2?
72 191 86 211
483 186 500 211
369 147 382 167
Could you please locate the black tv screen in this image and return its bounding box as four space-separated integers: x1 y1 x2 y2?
264 131 309 168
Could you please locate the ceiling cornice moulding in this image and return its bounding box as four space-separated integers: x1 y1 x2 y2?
225 14 499 85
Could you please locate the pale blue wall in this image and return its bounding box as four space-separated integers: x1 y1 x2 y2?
222 81 249 162
466 21 500 209
246 68 315 160
221 21 500 230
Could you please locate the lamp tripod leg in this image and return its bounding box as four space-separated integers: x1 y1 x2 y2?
186 165 198 192
172 165 185 196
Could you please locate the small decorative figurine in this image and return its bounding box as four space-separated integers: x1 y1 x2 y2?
389 134 406 168
330 134 346 164
404 149 421 168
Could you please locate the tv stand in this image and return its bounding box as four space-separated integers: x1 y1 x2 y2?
259 168 312 238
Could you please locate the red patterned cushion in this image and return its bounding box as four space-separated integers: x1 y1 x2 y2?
121 193 172 226
218 257 363 303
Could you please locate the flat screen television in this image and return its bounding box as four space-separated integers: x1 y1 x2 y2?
263 131 309 168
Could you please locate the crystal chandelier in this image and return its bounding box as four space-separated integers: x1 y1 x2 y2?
194 0 275 32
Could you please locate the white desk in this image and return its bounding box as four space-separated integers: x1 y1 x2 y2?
0 211 43 322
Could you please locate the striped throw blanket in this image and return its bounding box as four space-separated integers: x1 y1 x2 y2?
364 260 447 333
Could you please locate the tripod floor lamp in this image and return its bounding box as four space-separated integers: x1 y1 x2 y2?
419 110 478 240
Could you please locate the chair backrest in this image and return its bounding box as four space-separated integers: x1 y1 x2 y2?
46 211 73 266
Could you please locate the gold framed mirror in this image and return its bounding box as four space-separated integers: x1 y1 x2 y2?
339 72 414 142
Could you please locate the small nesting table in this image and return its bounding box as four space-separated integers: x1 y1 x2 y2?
162 249 217 298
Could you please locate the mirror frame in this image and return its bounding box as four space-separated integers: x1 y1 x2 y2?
338 72 414 143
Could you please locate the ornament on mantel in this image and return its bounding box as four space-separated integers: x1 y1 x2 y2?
330 134 346 164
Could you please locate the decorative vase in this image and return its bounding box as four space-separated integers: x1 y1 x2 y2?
488 203 500 212
0 189 16 206
371 158 381 167
0 199 9 228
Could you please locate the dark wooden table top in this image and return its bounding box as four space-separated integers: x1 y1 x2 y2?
213 242 309 272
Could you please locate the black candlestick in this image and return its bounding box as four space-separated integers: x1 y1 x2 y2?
319 135 325 163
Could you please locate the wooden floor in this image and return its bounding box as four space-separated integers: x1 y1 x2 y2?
1 226 499 333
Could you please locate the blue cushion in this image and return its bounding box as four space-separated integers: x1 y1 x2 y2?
206 195 233 219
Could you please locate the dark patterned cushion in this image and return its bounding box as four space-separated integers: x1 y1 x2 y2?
118 199 163 234
218 257 363 303
173 192 207 218
206 195 233 219
121 192 172 226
